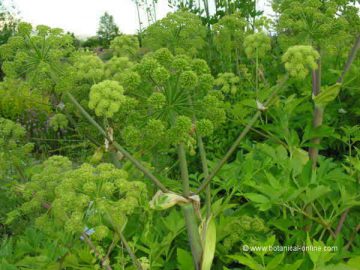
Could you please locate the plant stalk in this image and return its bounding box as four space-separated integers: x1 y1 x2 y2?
197 133 211 219
178 142 203 270
119 232 143 270
308 56 322 169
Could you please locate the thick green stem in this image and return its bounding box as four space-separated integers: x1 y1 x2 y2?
178 143 203 269
66 92 168 192
197 133 211 219
181 204 203 270
178 143 191 196
309 57 322 169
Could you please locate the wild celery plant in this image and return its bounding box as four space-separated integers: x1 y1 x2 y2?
275 0 360 234
1 8 359 269
65 46 290 269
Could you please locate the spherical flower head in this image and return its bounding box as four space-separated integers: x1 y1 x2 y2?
201 94 226 126
171 55 191 73
282 45 320 79
152 66 170 85
243 32 271 59
215 73 240 94
144 119 166 142
104 56 133 78
74 54 104 82
49 113 68 131
196 119 214 137
17 22 33 36
83 182 97 194
121 71 141 92
153 48 174 67
110 35 139 57
179 71 198 89
88 80 125 118
137 56 160 77
147 92 166 109
173 116 192 136
191 59 211 75
0 118 26 142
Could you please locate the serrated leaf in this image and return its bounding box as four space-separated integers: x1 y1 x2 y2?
302 185 331 204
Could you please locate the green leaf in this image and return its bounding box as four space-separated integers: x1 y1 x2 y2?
302 185 331 204
177 248 195 270
228 254 263 270
149 190 190 210
200 216 216 270
306 234 320 265
313 83 341 108
280 259 303 270
267 253 285 270
306 235 335 266
244 193 272 211
347 256 360 269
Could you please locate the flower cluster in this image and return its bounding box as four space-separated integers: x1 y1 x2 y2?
282 45 320 79
213 12 246 57
214 72 240 95
0 118 33 156
110 35 139 58
244 32 271 59
88 80 126 118
274 0 350 49
0 23 74 92
13 156 146 240
143 11 206 56
49 113 68 131
222 215 269 250
119 48 226 153
73 54 104 82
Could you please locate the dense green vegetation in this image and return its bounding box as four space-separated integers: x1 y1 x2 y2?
1 0 360 269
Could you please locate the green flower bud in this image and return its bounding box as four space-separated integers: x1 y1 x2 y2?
171 55 190 73
174 116 192 135
243 32 271 59
282 45 320 79
122 125 141 147
144 119 166 142
153 48 174 67
196 119 214 137
191 59 210 75
74 54 104 82
152 66 170 85
121 71 141 92
137 57 160 77
179 71 198 89
49 113 68 131
147 92 166 109
88 80 125 118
